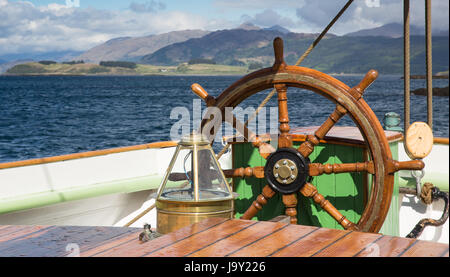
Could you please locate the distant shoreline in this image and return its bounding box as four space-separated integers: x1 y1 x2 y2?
1 73 248 77
2 62 448 78
2 62 252 77
411 86 449 97
401 74 449 79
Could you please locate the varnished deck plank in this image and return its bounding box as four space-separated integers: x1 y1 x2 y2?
270 227 349 257
312 231 381 257
146 219 256 257
0 219 447 257
399 240 449 257
92 217 228 257
228 225 319 257
0 225 140 257
354 235 417 257
187 221 288 257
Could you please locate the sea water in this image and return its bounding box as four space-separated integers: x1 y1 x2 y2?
0 75 448 163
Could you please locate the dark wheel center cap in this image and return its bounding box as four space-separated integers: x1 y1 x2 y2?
264 148 310 194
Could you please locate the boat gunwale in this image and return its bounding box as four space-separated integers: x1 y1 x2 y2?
0 141 178 170
0 137 447 170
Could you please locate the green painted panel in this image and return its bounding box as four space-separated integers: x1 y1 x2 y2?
297 143 365 230
379 142 400 236
232 141 398 235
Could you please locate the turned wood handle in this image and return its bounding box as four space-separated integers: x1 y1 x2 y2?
354 69 378 94
392 160 425 172
191 83 216 106
272 37 286 69
389 160 425 173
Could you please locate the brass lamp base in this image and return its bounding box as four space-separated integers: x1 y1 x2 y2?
156 198 234 234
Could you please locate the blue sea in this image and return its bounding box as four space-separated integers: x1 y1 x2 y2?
0 75 448 163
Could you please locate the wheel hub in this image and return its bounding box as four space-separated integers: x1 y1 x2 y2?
264 148 310 194
273 159 298 185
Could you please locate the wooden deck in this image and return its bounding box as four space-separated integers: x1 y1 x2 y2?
0 218 448 257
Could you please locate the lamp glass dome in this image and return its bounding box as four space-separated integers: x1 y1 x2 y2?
156 133 233 202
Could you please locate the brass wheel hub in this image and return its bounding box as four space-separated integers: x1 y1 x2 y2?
273 159 298 185
264 148 310 194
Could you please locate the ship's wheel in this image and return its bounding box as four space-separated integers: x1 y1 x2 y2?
194 37 424 233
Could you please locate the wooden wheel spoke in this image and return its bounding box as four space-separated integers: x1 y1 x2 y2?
241 185 276 220
387 159 424 174
300 183 358 230
225 112 275 159
309 161 375 176
297 105 347 158
192 82 275 159
275 84 292 148
252 137 276 160
282 193 298 224
223 166 264 179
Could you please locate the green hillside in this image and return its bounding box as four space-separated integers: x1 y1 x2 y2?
142 32 449 75
4 62 248 76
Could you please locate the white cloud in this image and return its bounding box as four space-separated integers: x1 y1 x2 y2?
295 0 449 35
240 9 296 28
214 0 305 10
216 0 449 35
0 0 218 55
0 0 447 56
129 1 166 13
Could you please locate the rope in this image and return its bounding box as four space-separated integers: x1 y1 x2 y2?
404 0 411 132
406 185 449 239
124 203 156 227
425 0 433 129
295 0 354 66
216 0 354 160
216 88 276 159
420 182 434 205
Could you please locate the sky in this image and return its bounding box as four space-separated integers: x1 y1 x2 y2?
0 0 449 55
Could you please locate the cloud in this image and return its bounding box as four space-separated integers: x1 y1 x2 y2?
216 0 449 35
0 0 447 56
129 1 166 13
295 0 449 35
240 9 296 28
214 0 304 10
0 0 216 55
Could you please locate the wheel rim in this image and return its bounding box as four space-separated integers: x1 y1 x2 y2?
198 38 422 233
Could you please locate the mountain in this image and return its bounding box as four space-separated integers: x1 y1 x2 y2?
75 30 210 63
140 29 335 66
237 23 290 34
0 59 33 74
236 22 261 31
141 29 283 65
0 51 83 63
345 22 448 38
142 29 448 74
264 25 291 34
